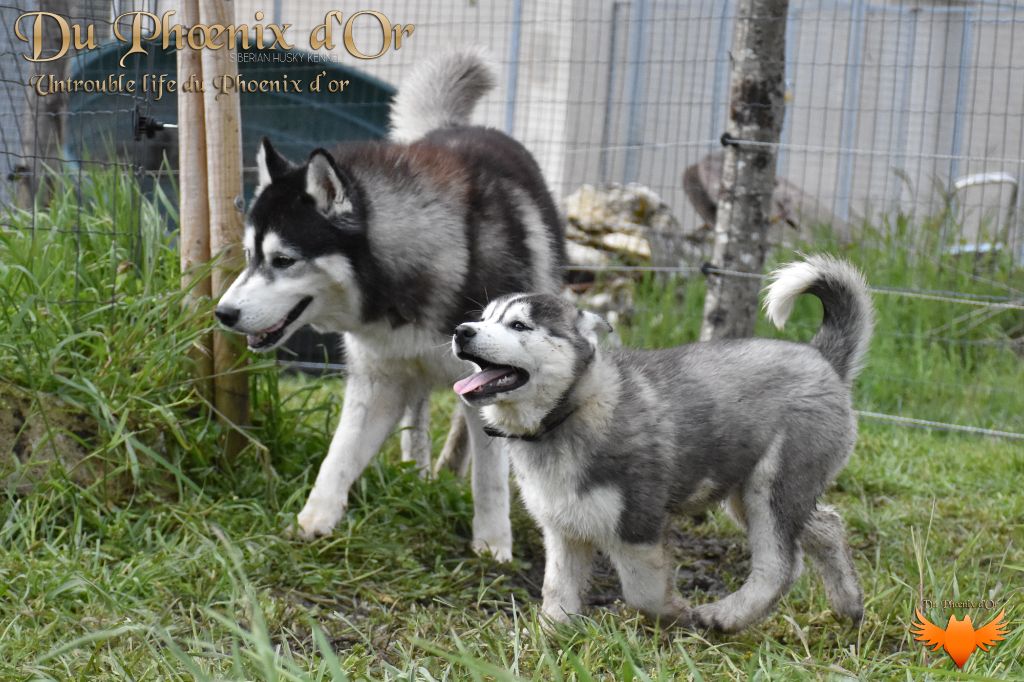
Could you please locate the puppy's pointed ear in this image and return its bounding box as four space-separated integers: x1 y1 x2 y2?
575 309 613 345
255 137 293 194
305 149 353 217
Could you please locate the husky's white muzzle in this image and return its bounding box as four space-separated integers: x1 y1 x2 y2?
215 270 316 352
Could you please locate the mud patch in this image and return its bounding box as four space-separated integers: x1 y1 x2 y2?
0 384 132 495
505 506 749 608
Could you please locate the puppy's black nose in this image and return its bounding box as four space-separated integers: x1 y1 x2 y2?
215 305 240 328
454 324 476 346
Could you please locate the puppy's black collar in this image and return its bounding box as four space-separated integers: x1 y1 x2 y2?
483 345 598 442
483 406 578 442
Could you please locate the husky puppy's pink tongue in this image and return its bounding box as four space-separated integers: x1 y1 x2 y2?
454 368 516 395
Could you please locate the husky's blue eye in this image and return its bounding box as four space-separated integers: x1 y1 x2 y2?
271 256 296 269
510 320 530 332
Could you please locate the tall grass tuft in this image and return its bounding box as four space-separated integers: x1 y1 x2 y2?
1 167 237 495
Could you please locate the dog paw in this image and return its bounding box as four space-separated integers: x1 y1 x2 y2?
638 595 692 628
835 599 864 625
688 602 748 633
539 605 574 634
295 498 345 540
824 584 865 625
472 537 513 563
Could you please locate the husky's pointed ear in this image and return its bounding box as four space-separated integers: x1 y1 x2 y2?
305 149 353 217
256 137 293 194
575 309 613 345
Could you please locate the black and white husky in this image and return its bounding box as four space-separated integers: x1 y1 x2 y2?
452 256 872 631
215 50 566 560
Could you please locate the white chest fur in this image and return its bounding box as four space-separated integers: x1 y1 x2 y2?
510 446 623 546
345 325 473 386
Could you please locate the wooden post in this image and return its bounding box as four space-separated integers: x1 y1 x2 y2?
176 0 214 403
700 0 789 341
200 0 249 459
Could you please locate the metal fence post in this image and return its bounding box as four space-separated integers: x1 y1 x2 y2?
623 0 649 183
504 0 523 136
941 7 974 255
834 0 866 225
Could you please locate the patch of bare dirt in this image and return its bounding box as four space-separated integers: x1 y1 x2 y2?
0 383 131 494
506 508 749 607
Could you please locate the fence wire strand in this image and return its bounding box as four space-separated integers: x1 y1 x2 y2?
2 0 1022 445
572 264 1024 311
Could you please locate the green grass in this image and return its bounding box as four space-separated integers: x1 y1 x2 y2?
0 168 238 494
1 411 1020 680
1 171 1022 679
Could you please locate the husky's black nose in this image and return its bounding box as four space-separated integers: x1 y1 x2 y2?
454 324 476 347
215 305 240 328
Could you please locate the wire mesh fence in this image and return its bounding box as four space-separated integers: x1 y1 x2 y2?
1 0 1022 441
0 1 160 320
225 0 1024 257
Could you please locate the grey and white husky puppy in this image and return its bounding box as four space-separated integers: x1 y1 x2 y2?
215 50 566 560
451 256 872 631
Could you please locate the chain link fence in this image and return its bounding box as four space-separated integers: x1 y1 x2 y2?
2 0 1022 441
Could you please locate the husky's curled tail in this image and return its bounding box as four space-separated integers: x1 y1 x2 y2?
764 255 874 383
390 48 496 143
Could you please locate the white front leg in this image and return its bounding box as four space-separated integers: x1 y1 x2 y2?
296 371 407 539
399 393 431 477
541 528 594 624
461 404 513 562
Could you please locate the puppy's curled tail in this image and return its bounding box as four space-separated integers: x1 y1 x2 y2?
763 255 874 383
390 48 495 143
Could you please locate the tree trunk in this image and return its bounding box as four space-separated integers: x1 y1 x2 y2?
700 0 789 341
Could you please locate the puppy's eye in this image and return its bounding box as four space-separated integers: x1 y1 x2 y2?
271 256 296 269
510 320 531 332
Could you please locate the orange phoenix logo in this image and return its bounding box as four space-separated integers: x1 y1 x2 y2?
912 609 1009 669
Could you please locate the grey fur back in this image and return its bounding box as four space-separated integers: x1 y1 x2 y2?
390 48 496 143
560 339 854 544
